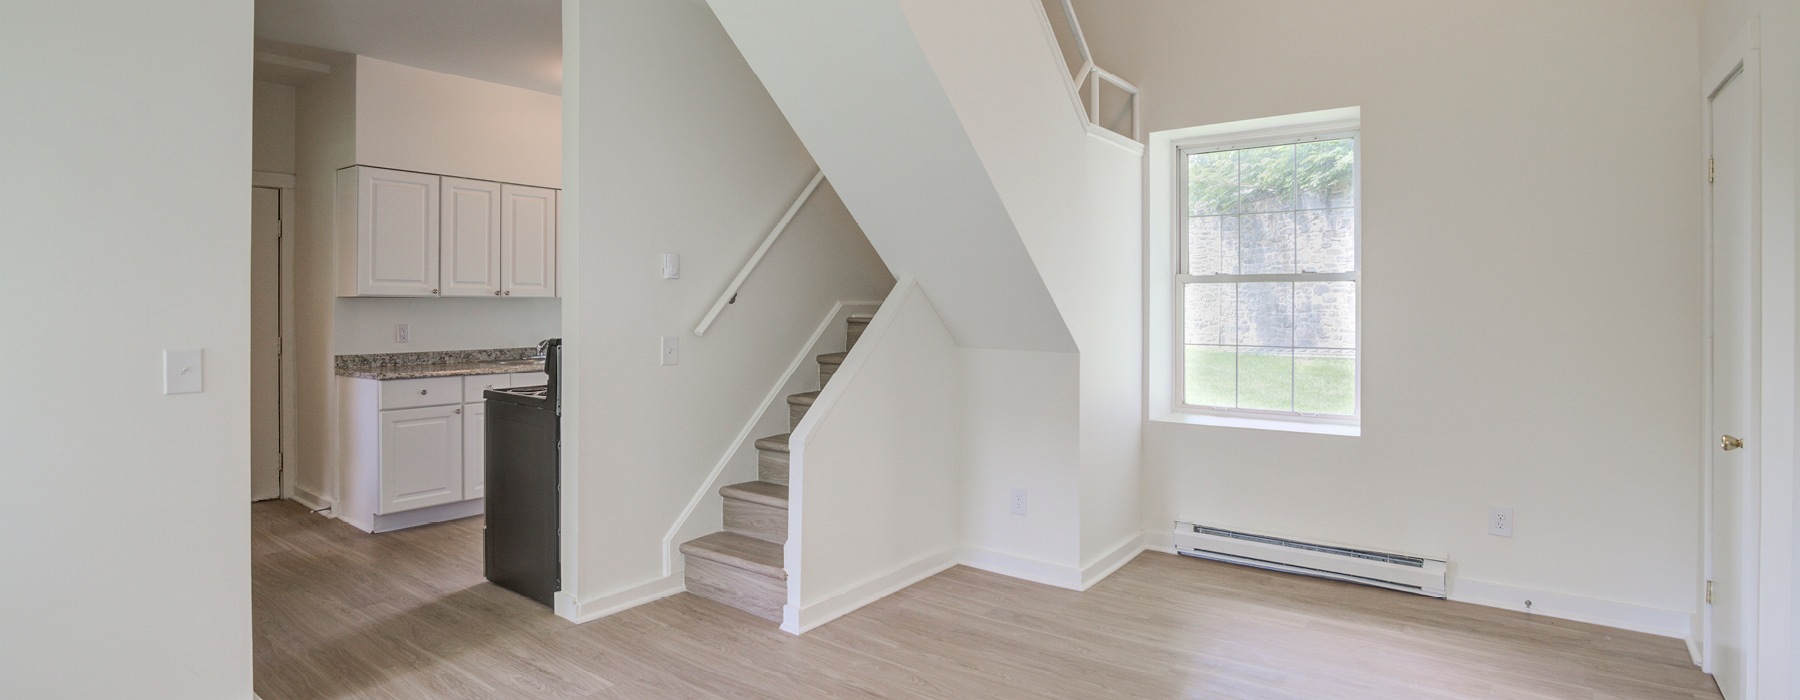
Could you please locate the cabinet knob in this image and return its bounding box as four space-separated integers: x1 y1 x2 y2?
494 290 502 296
420 389 428 395
455 408 463 415
504 290 512 296
431 289 439 295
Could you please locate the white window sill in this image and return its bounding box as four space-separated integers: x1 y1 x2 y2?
1151 410 1361 437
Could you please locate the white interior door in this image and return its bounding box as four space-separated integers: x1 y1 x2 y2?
1706 64 1758 700
251 187 282 501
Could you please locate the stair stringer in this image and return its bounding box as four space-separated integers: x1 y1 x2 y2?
662 300 885 578
784 278 963 634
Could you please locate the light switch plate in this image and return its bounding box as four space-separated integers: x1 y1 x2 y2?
662 253 681 280
660 336 679 366
163 349 203 395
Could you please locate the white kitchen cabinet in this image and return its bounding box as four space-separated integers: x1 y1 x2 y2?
340 371 548 533
440 177 503 297
463 400 486 499
501 184 557 298
378 403 464 514
338 166 559 299
339 167 441 297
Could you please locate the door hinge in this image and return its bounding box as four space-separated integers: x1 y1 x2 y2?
276 336 284 357
1708 158 1716 184
1705 579 1715 605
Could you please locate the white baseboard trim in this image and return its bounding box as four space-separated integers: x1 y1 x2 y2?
1141 530 1177 554
1685 633 1702 667
563 575 686 624
289 486 333 513
783 548 960 635
1449 577 1692 640
1079 534 1147 590
369 499 483 533
959 546 1083 590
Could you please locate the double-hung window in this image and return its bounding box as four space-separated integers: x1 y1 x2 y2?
1177 128 1359 426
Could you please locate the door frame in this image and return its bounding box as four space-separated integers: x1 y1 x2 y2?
253 172 300 500
1699 21 1762 689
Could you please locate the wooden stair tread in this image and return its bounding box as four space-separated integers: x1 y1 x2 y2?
754 433 791 453
816 351 847 365
679 532 786 580
720 480 788 509
787 391 820 407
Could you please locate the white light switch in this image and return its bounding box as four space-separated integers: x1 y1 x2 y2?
661 253 681 280
660 336 679 366
163 349 203 395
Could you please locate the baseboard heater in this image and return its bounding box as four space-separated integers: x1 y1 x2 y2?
1173 521 1446 598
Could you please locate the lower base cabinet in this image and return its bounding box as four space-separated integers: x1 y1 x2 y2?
338 371 544 533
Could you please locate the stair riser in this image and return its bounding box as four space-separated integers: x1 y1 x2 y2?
685 557 785 622
724 497 787 543
788 402 809 430
847 320 869 352
758 450 788 485
819 362 840 387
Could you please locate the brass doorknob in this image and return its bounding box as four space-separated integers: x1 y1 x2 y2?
1721 435 1744 451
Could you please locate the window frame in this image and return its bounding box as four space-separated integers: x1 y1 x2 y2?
1170 125 1362 431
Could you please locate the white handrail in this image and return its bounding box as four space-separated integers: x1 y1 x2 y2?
694 170 826 337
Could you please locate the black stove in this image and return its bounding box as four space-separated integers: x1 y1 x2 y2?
483 338 560 607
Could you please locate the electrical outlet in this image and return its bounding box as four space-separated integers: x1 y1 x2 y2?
395 324 410 344
1009 488 1027 516
1489 506 1513 537
660 336 679 366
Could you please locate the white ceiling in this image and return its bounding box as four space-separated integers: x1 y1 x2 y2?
255 0 562 95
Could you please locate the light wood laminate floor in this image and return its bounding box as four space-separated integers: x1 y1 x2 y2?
253 500 1720 699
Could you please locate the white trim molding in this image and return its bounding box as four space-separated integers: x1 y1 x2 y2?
783 549 960 635
1449 577 1694 641
560 575 686 624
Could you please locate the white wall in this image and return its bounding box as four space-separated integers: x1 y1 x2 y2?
562 0 894 618
254 79 297 175
788 279 961 632
334 298 561 353
355 56 562 188
293 57 357 505
1077 0 1705 636
958 349 1082 582
707 0 1074 354
0 3 252 698
1700 0 1800 695
899 0 1146 582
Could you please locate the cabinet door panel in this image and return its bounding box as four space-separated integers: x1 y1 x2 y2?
359 168 440 296
464 401 486 499
501 184 557 298
379 404 463 513
440 177 502 297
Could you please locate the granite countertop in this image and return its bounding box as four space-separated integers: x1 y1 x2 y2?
335 348 546 380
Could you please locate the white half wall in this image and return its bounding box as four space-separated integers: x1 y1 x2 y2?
0 2 253 697
355 56 562 188
562 0 893 619
1076 0 1704 635
787 279 963 632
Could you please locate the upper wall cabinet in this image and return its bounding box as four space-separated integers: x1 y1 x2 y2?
339 167 441 297
441 177 503 297
501 184 557 298
338 166 559 298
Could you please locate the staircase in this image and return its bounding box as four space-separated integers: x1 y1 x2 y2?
678 313 873 621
